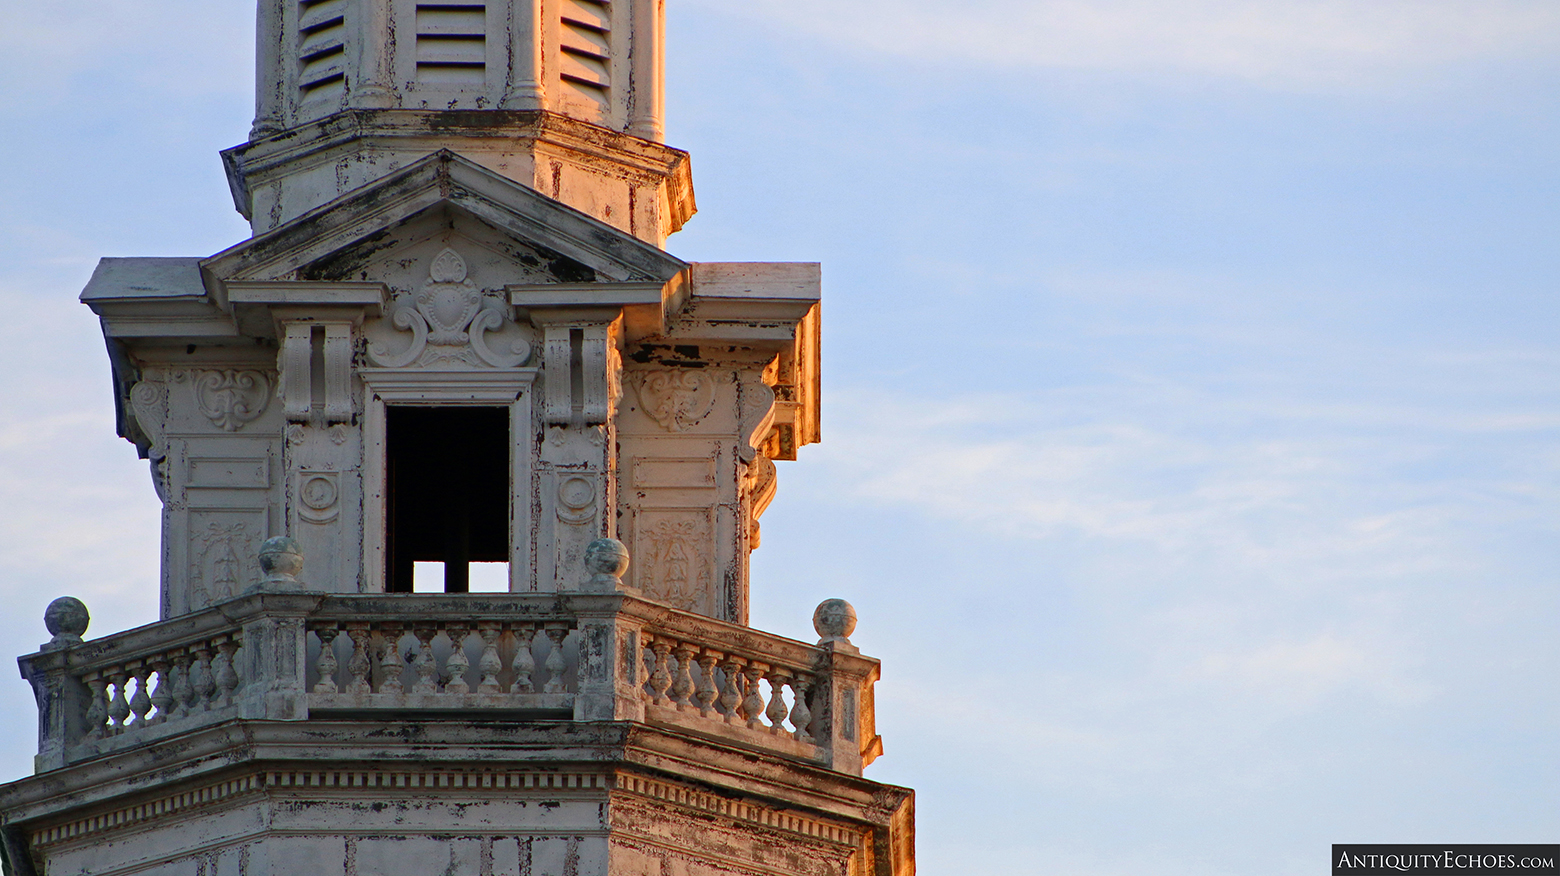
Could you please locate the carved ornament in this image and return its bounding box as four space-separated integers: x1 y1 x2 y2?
737 380 777 462
641 515 711 613
129 379 168 454
194 371 271 432
367 248 531 368
298 472 340 524
556 475 597 525
634 370 717 432
190 521 259 607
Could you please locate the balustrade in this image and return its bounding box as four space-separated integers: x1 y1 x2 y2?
306 616 578 713
637 628 820 749
21 573 881 776
66 628 247 756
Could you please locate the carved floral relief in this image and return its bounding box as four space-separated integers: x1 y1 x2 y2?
638 513 712 613
633 370 717 432
190 521 259 607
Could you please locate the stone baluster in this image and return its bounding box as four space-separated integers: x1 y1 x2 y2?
476 623 503 694
107 671 131 734
190 644 216 711
718 656 743 724
640 644 657 700
345 624 373 696
215 639 242 707
313 627 340 694
207 644 230 708
148 657 173 724
765 668 791 735
792 670 817 738
170 654 193 718
740 662 766 730
128 663 153 729
509 624 536 693
542 625 568 694
694 652 719 717
647 639 673 705
444 624 472 695
670 642 697 710
788 676 814 743
412 626 439 694
379 623 406 695
84 673 109 739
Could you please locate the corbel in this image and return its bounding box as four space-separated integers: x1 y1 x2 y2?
278 317 360 424
528 307 622 426
223 282 386 425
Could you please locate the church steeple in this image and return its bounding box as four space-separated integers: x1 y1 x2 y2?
0 4 916 876
230 0 688 244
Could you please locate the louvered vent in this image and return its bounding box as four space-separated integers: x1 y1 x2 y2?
559 0 610 107
298 0 347 101
416 3 487 85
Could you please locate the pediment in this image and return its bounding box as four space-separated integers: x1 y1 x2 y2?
202 150 686 297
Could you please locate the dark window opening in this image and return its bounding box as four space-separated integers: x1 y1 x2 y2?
386 406 509 593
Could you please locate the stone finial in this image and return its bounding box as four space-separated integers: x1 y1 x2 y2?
43 597 90 649
813 598 858 650
256 536 304 591
584 538 631 593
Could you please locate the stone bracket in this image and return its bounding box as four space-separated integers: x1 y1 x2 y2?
531 309 620 426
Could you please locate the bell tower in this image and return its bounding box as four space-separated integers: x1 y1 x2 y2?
0 2 913 876
233 0 690 244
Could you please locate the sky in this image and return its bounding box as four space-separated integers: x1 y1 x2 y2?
1 1 1558 874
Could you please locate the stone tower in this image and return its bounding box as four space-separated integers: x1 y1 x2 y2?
0 2 914 874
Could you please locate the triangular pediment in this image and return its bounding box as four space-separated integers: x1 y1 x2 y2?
202 150 686 295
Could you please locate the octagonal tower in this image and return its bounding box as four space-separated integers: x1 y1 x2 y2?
0 3 911 875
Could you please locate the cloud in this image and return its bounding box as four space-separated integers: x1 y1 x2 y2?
684 0 1560 88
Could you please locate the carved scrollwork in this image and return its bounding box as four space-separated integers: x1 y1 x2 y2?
366 247 530 368
634 370 717 432
368 305 429 368
737 380 776 462
194 371 271 432
745 455 778 549
128 379 168 454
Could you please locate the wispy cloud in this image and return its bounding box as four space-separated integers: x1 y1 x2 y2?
685 0 1560 88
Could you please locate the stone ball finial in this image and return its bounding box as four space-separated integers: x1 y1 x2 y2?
584 538 630 592
813 598 857 646
43 597 90 649
257 536 304 590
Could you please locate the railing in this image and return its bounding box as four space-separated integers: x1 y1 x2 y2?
82 630 246 737
639 617 823 761
304 600 579 714
22 605 255 769
21 588 882 776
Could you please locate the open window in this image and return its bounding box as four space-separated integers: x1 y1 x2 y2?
385 406 509 592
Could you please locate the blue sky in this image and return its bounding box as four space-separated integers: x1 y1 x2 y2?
2 2 1558 873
